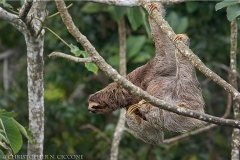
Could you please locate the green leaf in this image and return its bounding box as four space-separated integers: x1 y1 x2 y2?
108 54 119 67
127 36 146 59
81 51 89 58
176 17 189 33
81 2 103 14
0 150 6 160
127 8 143 30
69 44 98 74
237 18 240 26
112 6 127 21
0 0 13 9
186 2 199 13
0 129 5 134
69 44 82 57
13 119 33 144
1 117 22 154
70 44 89 58
0 110 14 118
0 133 9 144
167 12 189 34
227 4 240 21
166 11 179 32
0 119 6 134
215 0 239 11
0 118 9 144
85 63 98 75
20 0 25 6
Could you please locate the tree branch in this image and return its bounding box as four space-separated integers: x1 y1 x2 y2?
50 52 240 128
48 52 93 62
118 19 126 77
110 18 127 160
18 0 36 36
230 19 240 160
139 0 240 102
24 1 49 158
0 48 20 60
51 0 240 129
86 0 186 6
0 7 26 32
19 0 33 21
220 64 240 79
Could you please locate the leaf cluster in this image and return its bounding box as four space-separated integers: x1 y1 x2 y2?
216 0 240 25
0 110 32 155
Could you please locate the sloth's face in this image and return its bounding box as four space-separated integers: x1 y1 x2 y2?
88 83 123 114
88 94 113 114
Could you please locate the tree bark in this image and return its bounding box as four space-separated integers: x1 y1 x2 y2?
25 33 45 159
0 7 25 32
86 0 185 6
22 1 48 159
110 18 126 160
230 19 239 160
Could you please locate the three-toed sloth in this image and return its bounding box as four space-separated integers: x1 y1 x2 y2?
88 3 204 145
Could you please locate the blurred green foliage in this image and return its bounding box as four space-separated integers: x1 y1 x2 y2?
215 0 240 24
0 1 239 159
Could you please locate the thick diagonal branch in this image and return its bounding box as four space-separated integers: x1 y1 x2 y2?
86 0 185 6
140 0 240 102
50 51 240 129
52 0 240 129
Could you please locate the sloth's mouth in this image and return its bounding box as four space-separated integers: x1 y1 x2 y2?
88 101 111 114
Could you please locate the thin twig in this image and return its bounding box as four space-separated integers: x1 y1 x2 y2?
47 3 73 19
49 52 92 62
53 0 240 129
6 8 19 15
44 27 70 47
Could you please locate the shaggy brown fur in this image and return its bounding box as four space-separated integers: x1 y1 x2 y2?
126 34 204 144
88 3 204 145
88 3 176 114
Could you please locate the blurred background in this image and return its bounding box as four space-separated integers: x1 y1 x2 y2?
0 1 239 159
